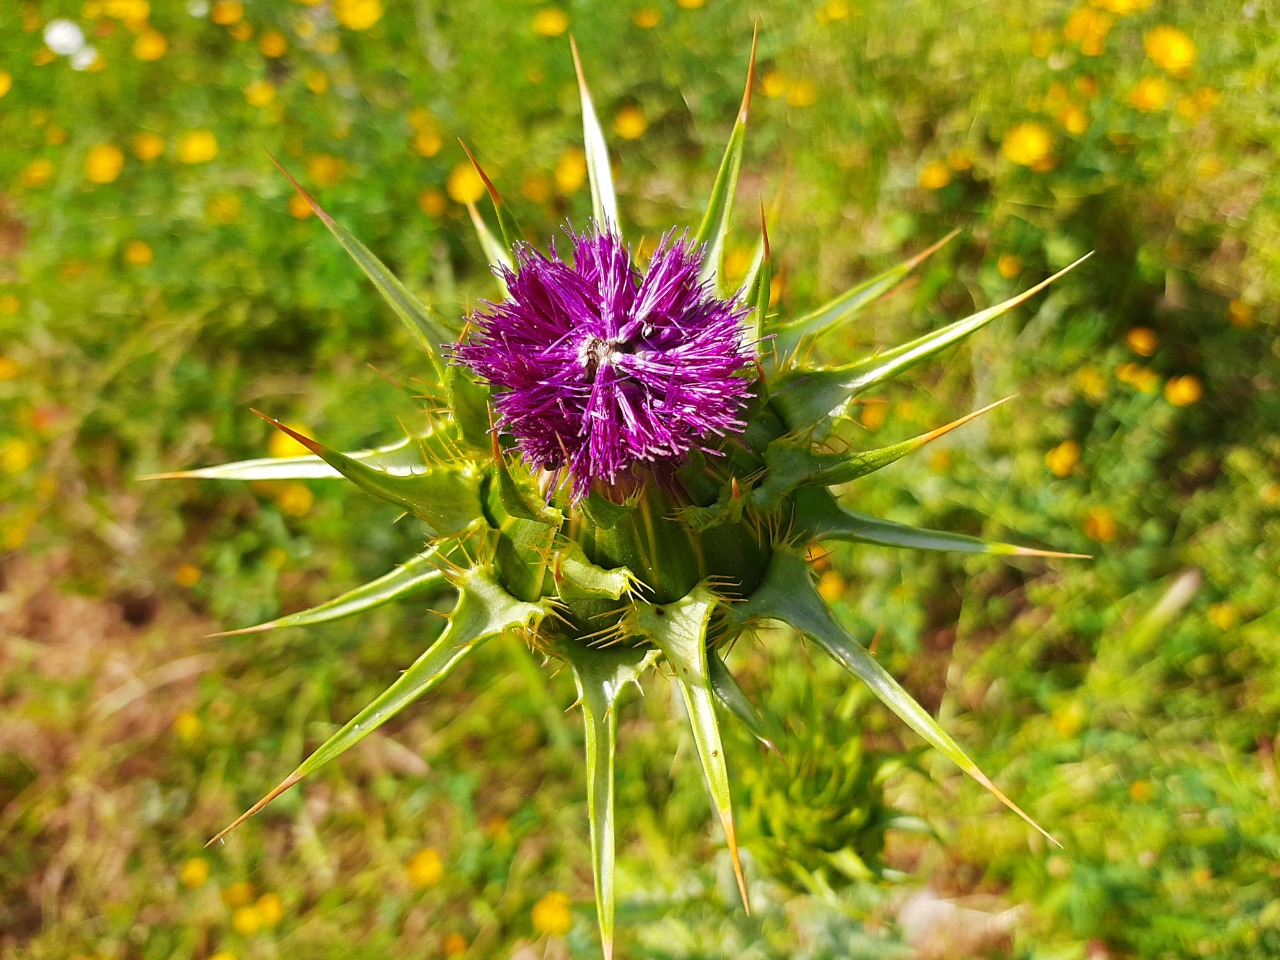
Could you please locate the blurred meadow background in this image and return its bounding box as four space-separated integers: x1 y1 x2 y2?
3 0 1279 957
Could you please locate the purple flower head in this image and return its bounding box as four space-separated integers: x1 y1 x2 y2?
454 223 754 498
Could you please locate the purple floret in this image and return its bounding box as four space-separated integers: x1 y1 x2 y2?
453 223 754 498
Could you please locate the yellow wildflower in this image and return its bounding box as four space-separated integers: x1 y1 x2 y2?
817 570 846 603
1083 506 1117 542
244 80 275 106
34 48 58 67
0 296 18 317
178 130 218 164
446 163 486 205
633 7 660 28
787 78 818 107
1 438 34 475
614 105 648 140
1129 780 1153 802
105 0 150 18
335 0 383 30
554 147 587 194
133 131 165 160
209 952 236 960
1064 7 1112 56
288 194 314 219
306 153 345 188
1144 25 1195 77
1030 30 1053 58
1227 298 1254 329
1001 121 1054 171
521 174 551 204
821 0 850 20
124 240 153 266
413 129 442 158
676 0 706 7
276 482 315 517
407 847 445 888
232 904 262 937
268 422 312 457
1058 102 1089 135
947 149 972 171
1091 0 1150 12
306 70 329 94
260 30 288 57
443 932 468 956
761 70 787 99
174 563 201 587
1045 439 1080 478
918 160 950 190
417 188 447 217
22 158 55 189
1052 699 1086 738
1128 77 1169 112
1164 374 1202 407
172 709 203 742
532 8 568 37
997 254 1023 279
1125 327 1158 357
180 857 209 888
531 891 573 937
859 400 887 430
210 0 242 24
46 125 67 146
0 72 11 98
85 144 125 184
132 29 167 60
1208 602 1238 631
229 20 253 41
256 893 284 927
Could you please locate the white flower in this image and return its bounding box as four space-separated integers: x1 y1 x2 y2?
70 46 99 72
44 19 86 57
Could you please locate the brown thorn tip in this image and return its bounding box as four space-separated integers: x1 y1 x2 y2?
758 198 771 259
205 770 306 847
458 140 502 206
207 623 275 639
739 24 759 122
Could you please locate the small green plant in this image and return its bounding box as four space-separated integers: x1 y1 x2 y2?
155 36 1085 958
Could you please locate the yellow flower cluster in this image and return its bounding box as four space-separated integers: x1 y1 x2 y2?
1145 25 1196 77
335 0 383 31
85 144 125 184
1064 7 1112 57
532 8 569 37
179 130 218 164
1045 439 1080 477
531 891 573 937
1001 121 1054 171
406 847 444 887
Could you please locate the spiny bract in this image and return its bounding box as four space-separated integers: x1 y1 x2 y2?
158 36 1086 959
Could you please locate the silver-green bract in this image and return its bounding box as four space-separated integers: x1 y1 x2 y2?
158 36 1086 959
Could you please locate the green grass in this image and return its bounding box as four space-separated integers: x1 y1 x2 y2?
3 1 1278 957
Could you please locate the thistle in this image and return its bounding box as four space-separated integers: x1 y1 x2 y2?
156 35 1087 958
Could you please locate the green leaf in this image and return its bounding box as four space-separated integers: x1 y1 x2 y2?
208 566 545 845
730 549 1059 848
745 202 771 352
770 229 960 364
459 141 524 254
491 436 559 525
571 37 619 232
694 27 757 293
771 254 1092 430
143 425 460 482
446 361 494 453
794 487 1087 559
254 413 484 539
707 647 778 756
211 546 453 638
632 585 750 911
554 641 661 960
268 154 450 381
554 542 635 602
465 200 513 274
750 398 1012 507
